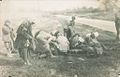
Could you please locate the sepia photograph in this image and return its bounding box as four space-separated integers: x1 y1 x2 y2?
0 0 120 77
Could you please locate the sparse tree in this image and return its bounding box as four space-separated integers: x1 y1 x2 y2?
97 0 119 13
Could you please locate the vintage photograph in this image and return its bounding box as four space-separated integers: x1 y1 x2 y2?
0 0 120 77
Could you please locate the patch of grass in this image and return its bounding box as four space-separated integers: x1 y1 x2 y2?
1 15 120 77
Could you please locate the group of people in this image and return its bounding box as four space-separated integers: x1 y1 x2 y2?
2 16 105 65
2 20 35 65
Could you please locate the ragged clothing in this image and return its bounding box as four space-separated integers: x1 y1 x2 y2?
85 32 103 55
70 34 84 49
64 18 76 40
89 38 103 55
15 22 33 49
35 31 57 53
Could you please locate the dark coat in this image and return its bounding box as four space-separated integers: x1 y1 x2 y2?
15 23 33 49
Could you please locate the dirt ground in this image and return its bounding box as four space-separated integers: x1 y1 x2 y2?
0 17 120 77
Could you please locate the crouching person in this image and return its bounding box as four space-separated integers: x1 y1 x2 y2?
56 32 69 55
15 20 35 65
35 31 57 58
85 32 104 57
69 34 85 49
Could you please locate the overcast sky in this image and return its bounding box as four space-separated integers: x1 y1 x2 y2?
0 0 99 20
1 0 99 11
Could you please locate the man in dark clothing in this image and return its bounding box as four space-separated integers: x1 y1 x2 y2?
64 16 76 40
15 20 35 65
115 10 120 40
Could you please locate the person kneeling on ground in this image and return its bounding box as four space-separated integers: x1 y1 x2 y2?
85 32 104 56
69 33 85 49
56 32 70 55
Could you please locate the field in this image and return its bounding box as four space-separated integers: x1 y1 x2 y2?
53 7 115 21
0 13 120 77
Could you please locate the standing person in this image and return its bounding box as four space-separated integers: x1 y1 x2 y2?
68 16 76 38
64 16 76 40
15 20 35 65
2 20 14 57
114 10 120 40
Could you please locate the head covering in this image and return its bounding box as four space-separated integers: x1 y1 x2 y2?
94 32 99 37
4 20 11 26
54 31 60 37
51 30 58 35
72 16 75 20
78 37 85 43
22 19 35 26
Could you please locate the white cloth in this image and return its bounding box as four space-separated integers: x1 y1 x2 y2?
86 32 99 38
37 31 56 42
57 36 69 52
35 31 56 53
78 37 84 43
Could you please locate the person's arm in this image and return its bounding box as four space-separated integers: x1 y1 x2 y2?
19 25 32 39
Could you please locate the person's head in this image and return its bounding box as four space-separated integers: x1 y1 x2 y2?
90 32 95 39
73 33 80 38
57 33 61 36
4 20 11 26
22 19 35 27
54 31 60 37
30 21 35 25
72 16 75 21
27 20 35 27
85 37 91 43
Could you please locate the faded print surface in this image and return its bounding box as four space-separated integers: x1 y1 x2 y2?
0 0 120 77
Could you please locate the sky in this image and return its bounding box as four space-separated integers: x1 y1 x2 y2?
1 0 99 11
0 0 99 21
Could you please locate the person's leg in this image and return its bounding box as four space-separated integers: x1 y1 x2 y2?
23 48 32 65
116 28 119 40
47 44 56 58
10 40 16 53
26 49 32 65
21 48 27 64
115 23 119 40
4 42 13 57
18 48 22 58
